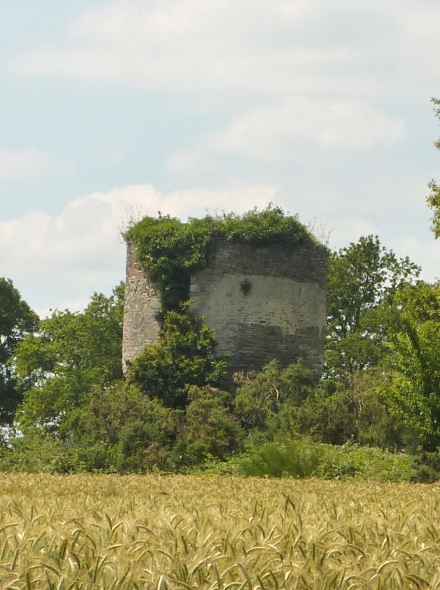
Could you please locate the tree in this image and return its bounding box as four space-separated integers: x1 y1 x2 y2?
386 281 440 450
13 286 124 435
326 235 420 378
128 303 227 409
0 278 38 424
233 360 316 433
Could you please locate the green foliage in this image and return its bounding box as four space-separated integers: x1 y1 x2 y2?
220 206 313 247
293 383 357 445
317 443 414 482
232 358 408 452
239 439 324 478
326 235 420 378
124 205 315 310
1 381 184 474
75 381 152 446
0 431 69 473
0 278 38 424
73 380 182 472
0 279 38 348
385 282 440 450
234 360 316 432
348 369 405 449
176 385 243 465
99 388 180 472
116 405 179 473
128 303 227 409
240 278 252 295
67 441 118 473
124 214 217 309
410 450 440 483
232 439 414 481
13 286 124 435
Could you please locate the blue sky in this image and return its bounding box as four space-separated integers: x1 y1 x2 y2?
1 0 440 317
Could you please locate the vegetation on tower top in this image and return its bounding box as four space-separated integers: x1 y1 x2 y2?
124 205 316 310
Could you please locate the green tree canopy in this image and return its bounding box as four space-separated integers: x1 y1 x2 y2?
0 278 38 424
14 286 124 435
386 281 440 450
128 303 227 409
233 360 316 434
326 235 420 378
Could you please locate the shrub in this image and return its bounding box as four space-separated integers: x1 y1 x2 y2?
225 439 414 481
176 386 244 466
128 305 227 409
239 439 323 478
297 385 357 444
317 443 414 482
234 360 316 433
410 450 440 483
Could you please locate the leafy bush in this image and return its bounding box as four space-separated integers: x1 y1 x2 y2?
175 385 244 466
0 431 70 473
221 439 414 481
116 421 175 473
66 441 117 473
220 206 313 247
239 439 324 478
317 443 414 482
128 304 227 408
289 384 357 444
234 360 317 433
410 450 440 483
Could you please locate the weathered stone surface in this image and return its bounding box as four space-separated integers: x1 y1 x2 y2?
122 239 328 376
190 241 328 376
122 242 161 371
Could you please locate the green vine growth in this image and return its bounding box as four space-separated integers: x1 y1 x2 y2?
124 205 316 311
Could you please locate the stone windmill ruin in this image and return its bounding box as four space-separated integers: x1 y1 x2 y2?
122 210 328 377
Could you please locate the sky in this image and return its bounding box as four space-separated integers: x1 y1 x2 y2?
1 1 440 318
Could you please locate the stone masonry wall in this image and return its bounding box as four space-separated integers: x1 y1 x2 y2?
190 240 328 376
122 239 328 376
122 242 161 371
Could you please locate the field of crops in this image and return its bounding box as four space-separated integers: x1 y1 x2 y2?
0 474 440 589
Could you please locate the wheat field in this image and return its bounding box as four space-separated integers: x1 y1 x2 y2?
0 474 439 589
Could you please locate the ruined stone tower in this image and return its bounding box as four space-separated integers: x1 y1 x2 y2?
122 237 328 377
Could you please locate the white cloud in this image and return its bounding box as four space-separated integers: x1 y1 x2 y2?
168 98 405 166
0 183 281 316
0 149 56 179
11 0 439 101
396 5 440 84
210 99 405 156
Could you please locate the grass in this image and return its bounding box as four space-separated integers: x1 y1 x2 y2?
0 474 440 588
